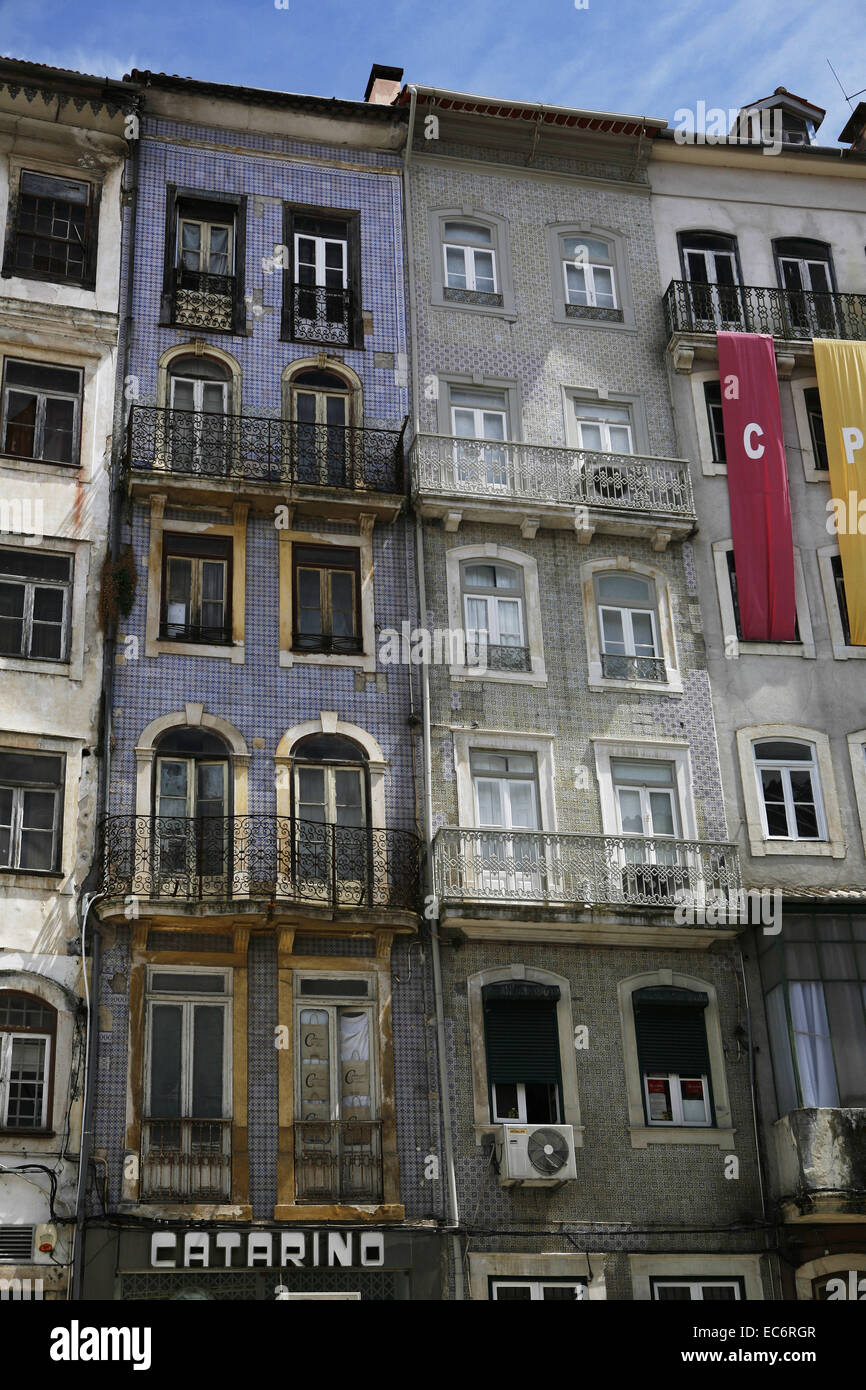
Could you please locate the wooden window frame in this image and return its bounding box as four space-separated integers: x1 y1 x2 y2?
0 750 64 874
160 534 233 646
281 203 362 348
0 547 73 662
160 186 246 334
291 544 362 655
0 358 83 467
0 991 56 1133
2 170 100 289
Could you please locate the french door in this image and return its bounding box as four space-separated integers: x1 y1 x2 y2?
778 256 838 337
293 386 349 487
472 756 541 897
293 762 368 904
683 247 742 330
452 402 508 490
155 757 229 892
613 764 684 900
168 374 229 475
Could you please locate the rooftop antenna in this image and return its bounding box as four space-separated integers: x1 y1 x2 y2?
826 60 866 109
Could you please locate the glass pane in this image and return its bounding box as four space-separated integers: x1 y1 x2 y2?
507 779 537 830
201 561 225 603
563 235 609 261
577 421 603 451
476 778 504 826
493 1082 519 1119
339 1009 371 1117
445 246 466 288
824 982 866 1105
472 250 495 292
617 788 643 834
0 582 25 655
481 412 505 442
655 1285 691 1300
592 266 615 306
597 574 650 604
159 761 188 801
754 741 813 761
608 424 633 454
612 759 674 786
42 397 75 463
298 767 326 819
151 973 226 994
600 608 626 653
565 263 588 304
4 391 37 457
648 791 675 836
335 769 363 827
494 1285 532 1300
807 261 830 294
680 1076 706 1122
631 611 656 656
192 1005 224 1117
197 762 225 809
790 982 838 1107
497 600 521 641
8 1036 46 1127
32 586 63 623
452 407 476 440
646 1075 672 1122
150 1004 183 1116
444 222 492 246
464 564 496 589
171 379 196 412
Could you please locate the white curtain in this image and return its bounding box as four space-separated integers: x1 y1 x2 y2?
790 982 839 1107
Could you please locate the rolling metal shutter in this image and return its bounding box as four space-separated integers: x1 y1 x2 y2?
483 982 561 1085
633 987 710 1074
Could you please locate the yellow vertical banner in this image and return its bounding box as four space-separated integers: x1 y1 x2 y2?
813 339 866 645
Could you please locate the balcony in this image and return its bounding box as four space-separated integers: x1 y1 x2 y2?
140 1118 232 1202
663 280 866 374
432 828 741 943
294 1120 383 1205
411 434 695 546
287 283 355 348
773 1107 866 1221
99 815 422 920
172 266 236 332
125 406 406 519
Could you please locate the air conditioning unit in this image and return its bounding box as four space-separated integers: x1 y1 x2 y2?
498 1123 577 1187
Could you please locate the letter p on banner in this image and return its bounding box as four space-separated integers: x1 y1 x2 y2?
814 341 866 644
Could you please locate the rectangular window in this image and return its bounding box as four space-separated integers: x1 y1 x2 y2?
484 993 562 1124
727 550 800 643
0 549 72 661
753 739 825 841
491 1279 587 1300
704 381 726 463
562 234 616 309
461 561 528 671
804 387 828 469
651 1279 742 1301
0 750 64 873
830 555 852 645
293 544 361 654
633 989 713 1127
9 171 95 285
1 359 83 466
443 221 497 295
572 400 633 456
283 206 360 348
161 534 232 645
163 190 244 333
178 217 233 277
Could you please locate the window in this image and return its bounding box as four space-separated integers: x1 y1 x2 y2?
595 573 662 681
0 751 64 873
163 189 244 333
651 1279 741 1301
470 751 542 898
450 386 509 490
461 561 528 672
633 987 713 1126
289 369 353 488
293 544 361 654
612 759 684 900
561 234 618 315
442 221 500 303
679 232 743 330
0 549 72 661
572 400 633 455
491 1279 586 1300
142 968 232 1201
294 975 381 1204
483 981 562 1124
1 359 82 465
153 728 230 884
293 734 370 898
704 381 726 463
283 206 361 348
831 556 851 645
804 387 828 469
166 356 230 477
753 739 825 841
726 551 800 643
6 171 96 286
0 992 55 1130
160 535 231 644
774 239 838 337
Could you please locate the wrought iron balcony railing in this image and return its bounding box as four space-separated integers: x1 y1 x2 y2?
484 643 531 672
173 266 235 332
100 815 421 912
289 283 353 346
294 1120 383 1204
601 653 666 681
411 434 694 517
126 405 405 493
663 279 866 342
140 1117 232 1202
433 828 740 909
159 620 233 646
292 630 363 655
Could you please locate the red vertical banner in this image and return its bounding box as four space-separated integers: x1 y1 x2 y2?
716 332 796 641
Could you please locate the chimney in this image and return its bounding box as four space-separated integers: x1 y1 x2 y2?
364 64 403 105
839 101 866 152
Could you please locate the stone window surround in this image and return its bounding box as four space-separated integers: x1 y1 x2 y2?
735 723 846 859
280 354 364 426
452 727 557 833
546 221 636 331
134 704 250 820
275 714 387 830
0 341 103 484
444 541 547 686
592 736 698 841
155 340 242 419
143 495 248 662
712 539 816 659
0 968 78 1142
433 371 522 444
791 373 830 483
465 963 584 1144
561 382 651 456
0 531 91 681
580 555 682 695
846 729 866 856
0 730 83 892
617 969 736 1149
688 368 728 478
469 1251 606 1300
794 1253 866 1301
629 1253 764 1299
1 152 104 295
427 206 516 319
278 518 376 673
817 543 865 661
689 369 829 485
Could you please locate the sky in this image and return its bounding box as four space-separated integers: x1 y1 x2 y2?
0 0 864 146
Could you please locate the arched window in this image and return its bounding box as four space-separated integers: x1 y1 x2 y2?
443 220 497 296
678 231 743 330
291 734 370 901
595 572 662 681
752 739 825 840
167 355 231 475
153 727 231 883
461 560 527 671
773 238 838 335
0 990 56 1130
560 233 616 311
288 368 353 487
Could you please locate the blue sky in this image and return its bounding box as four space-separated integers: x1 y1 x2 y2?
1 0 864 146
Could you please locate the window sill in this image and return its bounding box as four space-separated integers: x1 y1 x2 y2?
0 1128 55 1138
630 1125 736 1149
728 638 815 659
272 1202 405 1222
280 649 374 673
449 665 547 687
430 293 517 323
143 639 244 663
588 676 683 697
122 1202 253 1222
0 654 74 679
1 267 95 292
553 307 636 332
831 641 866 660
748 837 845 858
0 452 81 475
0 869 66 889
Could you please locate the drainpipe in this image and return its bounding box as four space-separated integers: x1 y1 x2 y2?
70 891 105 1301
402 83 465 1299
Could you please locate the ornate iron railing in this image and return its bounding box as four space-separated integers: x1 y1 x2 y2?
294 1120 383 1204
292 631 363 655
432 828 740 909
663 279 866 342
126 405 405 493
411 434 694 517
289 283 353 346
159 621 233 645
99 815 421 912
484 643 531 672
601 653 666 681
443 286 503 307
173 267 235 331
140 1118 231 1201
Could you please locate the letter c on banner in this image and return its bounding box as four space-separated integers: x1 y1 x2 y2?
744 423 765 458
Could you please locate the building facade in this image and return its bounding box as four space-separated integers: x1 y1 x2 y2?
649 89 866 1300
0 59 131 1298
81 72 445 1301
396 80 772 1301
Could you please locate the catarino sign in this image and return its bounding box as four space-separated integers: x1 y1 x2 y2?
151 1229 386 1269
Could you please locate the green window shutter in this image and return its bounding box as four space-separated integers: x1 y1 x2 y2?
483 994 561 1086
633 988 710 1074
